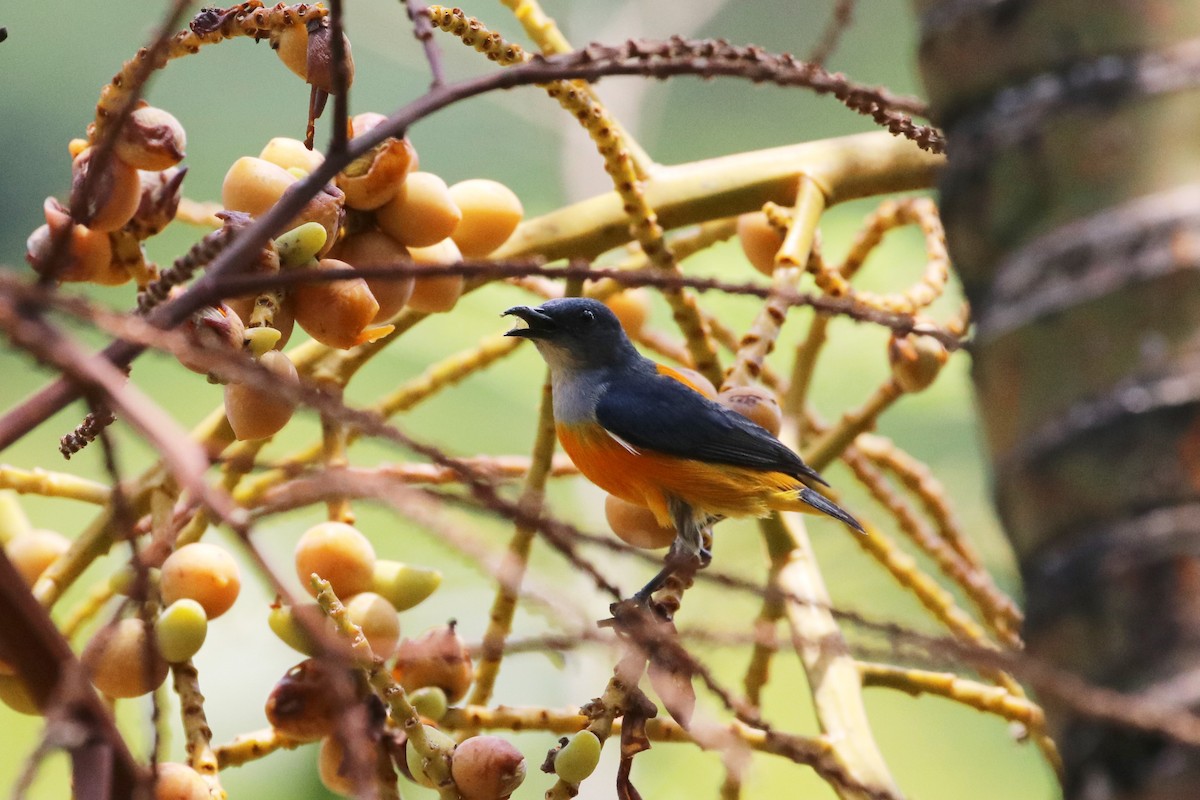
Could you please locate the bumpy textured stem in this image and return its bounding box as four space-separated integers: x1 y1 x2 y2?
0 466 112 505
764 512 903 800
858 662 1044 728
312 577 458 798
172 661 223 793
428 5 723 386
808 197 949 314
802 379 904 471
467 377 559 709
498 0 654 175
723 176 826 390
843 446 1022 645
89 2 326 144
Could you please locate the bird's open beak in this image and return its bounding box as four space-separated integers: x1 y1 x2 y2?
502 305 556 339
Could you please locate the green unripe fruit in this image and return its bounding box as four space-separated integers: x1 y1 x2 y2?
405 725 456 788
155 599 208 663
268 602 331 657
408 686 448 722
275 222 328 268
554 730 602 784
110 564 160 596
371 560 442 611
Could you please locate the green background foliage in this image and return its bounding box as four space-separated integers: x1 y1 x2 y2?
0 1 1059 797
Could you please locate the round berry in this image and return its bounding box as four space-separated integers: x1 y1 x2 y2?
295 522 376 599
717 386 783 436
0 675 39 716
292 258 382 349
268 602 331 657
5 529 69 586
338 135 416 211
604 495 674 550
736 211 785 276
554 730 602 784
673 366 718 397
115 105 186 172
260 137 324 174
224 350 298 441
448 179 523 257
155 599 209 663
160 542 241 619
371 560 441 612
408 686 448 722
153 763 211 800
266 658 343 741
376 172 460 248
451 735 526 800
405 725 456 788
70 147 142 232
604 289 650 338
82 618 169 698
222 156 296 218
331 230 414 322
405 238 464 314
392 622 472 703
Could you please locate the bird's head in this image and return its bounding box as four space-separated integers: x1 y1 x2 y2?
503 297 638 372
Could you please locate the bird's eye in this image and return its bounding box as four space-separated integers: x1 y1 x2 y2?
580 309 595 324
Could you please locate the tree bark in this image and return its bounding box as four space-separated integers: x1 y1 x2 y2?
913 2 1200 797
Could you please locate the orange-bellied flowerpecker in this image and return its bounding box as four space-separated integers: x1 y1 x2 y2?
504 298 862 599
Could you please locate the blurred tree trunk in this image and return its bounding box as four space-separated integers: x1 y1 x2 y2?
913 2 1200 797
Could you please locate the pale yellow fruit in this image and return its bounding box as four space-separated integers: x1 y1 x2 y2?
604 289 650 337
604 494 674 549
405 238 464 313
376 171 461 248
260 137 325 174
224 350 298 441
736 212 785 276
330 230 413 322
448 179 523 257
222 156 296 217
5 529 69 586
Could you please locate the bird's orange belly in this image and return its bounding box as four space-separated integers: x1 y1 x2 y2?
556 421 798 525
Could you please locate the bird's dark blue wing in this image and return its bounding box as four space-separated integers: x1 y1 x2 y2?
594 370 826 484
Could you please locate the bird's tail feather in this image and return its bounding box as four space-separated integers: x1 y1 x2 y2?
796 488 865 533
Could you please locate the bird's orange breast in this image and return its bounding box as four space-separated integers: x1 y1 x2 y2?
556 420 800 526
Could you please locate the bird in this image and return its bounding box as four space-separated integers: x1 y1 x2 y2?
503 297 863 601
